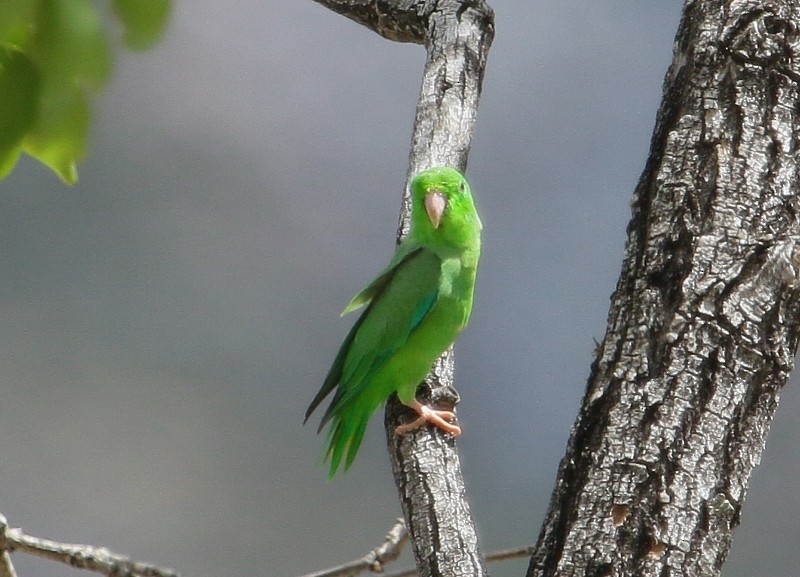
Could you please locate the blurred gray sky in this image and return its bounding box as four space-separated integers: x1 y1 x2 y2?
2 2 799 577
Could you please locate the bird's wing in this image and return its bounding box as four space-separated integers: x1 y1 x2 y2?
304 246 442 429
339 241 421 316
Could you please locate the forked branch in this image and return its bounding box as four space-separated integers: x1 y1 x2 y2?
0 514 178 577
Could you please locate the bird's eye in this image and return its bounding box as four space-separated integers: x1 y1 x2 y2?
459 181 467 194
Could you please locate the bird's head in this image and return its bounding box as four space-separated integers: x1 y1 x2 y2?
409 166 482 246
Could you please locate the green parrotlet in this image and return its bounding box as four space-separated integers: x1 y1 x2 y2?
304 166 482 476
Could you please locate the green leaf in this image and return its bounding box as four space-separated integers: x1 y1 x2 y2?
0 45 40 177
0 0 35 45
18 0 111 183
0 145 23 180
37 0 112 92
113 0 171 51
0 0 170 183
23 90 89 185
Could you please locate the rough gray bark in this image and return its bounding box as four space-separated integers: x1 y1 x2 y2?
529 1 800 576
311 2 494 577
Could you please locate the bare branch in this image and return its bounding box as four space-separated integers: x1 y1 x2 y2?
311 0 426 43
312 2 494 577
386 5 493 575
528 1 800 575
298 519 408 577
0 551 17 577
300 517 535 577
0 514 179 577
382 543 537 577
485 545 537 564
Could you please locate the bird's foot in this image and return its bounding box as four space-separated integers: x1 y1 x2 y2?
395 399 462 436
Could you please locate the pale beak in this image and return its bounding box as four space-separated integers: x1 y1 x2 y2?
425 191 447 228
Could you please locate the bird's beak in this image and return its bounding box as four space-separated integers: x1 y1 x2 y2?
425 190 447 229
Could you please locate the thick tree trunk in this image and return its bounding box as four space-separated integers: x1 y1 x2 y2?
312 2 494 577
529 1 800 576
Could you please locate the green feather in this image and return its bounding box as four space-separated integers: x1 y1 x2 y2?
305 166 482 477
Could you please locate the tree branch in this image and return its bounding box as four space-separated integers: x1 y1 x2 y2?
298 519 409 577
529 1 800 575
381 545 537 577
311 2 494 577
311 0 427 43
0 551 17 577
0 514 179 577
386 1 493 575
299 516 536 577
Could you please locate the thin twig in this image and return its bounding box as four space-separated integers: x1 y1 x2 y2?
485 544 536 563
381 544 536 577
0 551 17 577
0 513 179 577
298 519 408 577
299 517 534 577
0 515 17 577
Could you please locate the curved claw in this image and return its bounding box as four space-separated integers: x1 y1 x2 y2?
395 399 462 436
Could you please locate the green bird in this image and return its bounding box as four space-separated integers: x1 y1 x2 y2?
304 166 482 476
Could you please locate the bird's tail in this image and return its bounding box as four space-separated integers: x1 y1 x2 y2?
324 406 371 478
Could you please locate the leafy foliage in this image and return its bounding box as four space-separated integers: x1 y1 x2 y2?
0 0 171 184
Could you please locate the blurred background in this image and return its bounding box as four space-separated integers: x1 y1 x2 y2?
2 2 799 577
